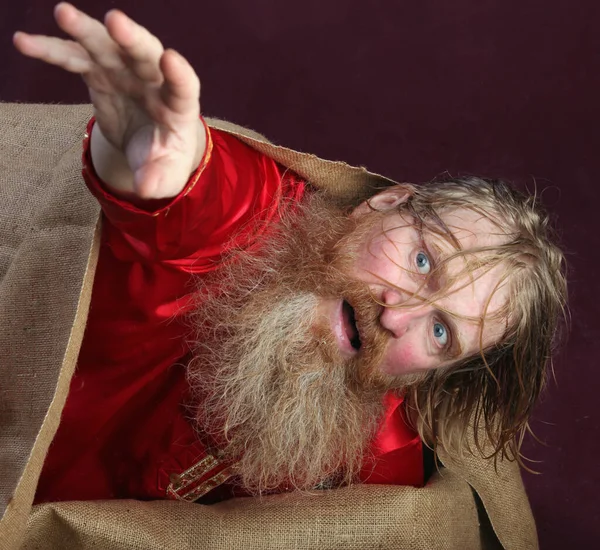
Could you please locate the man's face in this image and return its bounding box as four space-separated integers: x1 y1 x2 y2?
189 189 511 492
317 193 510 377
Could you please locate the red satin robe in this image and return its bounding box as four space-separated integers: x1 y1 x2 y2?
34 119 423 504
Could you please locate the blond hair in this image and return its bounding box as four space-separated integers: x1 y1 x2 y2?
389 177 567 466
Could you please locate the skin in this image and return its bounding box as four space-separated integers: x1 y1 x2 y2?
14 4 510 378
322 190 510 375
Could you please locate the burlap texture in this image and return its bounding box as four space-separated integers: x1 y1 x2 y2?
22 472 480 550
438 449 537 550
0 103 101 550
205 118 398 204
0 102 536 549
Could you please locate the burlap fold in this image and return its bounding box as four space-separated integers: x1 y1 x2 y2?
22 472 480 550
0 102 537 549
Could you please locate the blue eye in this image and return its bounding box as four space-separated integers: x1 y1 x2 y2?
433 322 448 346
415 251 431 274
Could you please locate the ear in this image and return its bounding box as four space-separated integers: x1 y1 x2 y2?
351 185 413 218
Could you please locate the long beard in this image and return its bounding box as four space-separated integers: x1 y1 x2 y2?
187 194 421 494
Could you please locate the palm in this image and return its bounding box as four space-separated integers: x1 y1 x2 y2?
87 83 195 197
13 3 203 199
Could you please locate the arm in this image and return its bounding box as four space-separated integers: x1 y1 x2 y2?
82 117 305 268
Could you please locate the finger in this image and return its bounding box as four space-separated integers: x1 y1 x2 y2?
13 31 93 73
53 2 122 70
104 10 164 83
159 49 201 116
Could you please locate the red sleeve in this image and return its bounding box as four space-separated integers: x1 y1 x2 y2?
82 117 305 273
360 392 424 487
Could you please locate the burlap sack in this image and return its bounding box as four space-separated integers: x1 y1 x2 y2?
0 102 537 549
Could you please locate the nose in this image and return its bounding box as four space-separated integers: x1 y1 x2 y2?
379 288 431 339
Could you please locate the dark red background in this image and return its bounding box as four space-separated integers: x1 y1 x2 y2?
1 1 597 547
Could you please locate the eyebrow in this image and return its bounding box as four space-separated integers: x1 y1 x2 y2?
415 226 448 293
427 241 449 293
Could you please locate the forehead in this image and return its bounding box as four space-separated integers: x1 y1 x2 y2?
380 205 508 254
435 208 507 250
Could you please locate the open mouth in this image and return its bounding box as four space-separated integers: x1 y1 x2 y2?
342 300 362 351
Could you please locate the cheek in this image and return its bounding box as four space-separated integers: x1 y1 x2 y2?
379 335 441 376
379 339 421 375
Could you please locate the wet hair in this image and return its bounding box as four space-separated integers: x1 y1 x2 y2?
375 177 568 466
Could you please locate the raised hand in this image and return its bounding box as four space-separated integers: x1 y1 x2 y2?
13 2 205 200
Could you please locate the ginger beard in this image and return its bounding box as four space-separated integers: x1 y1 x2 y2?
187 194 427 494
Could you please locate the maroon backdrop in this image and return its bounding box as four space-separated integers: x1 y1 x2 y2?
1 1 598 547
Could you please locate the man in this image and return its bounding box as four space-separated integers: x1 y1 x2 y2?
13 2 566 504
